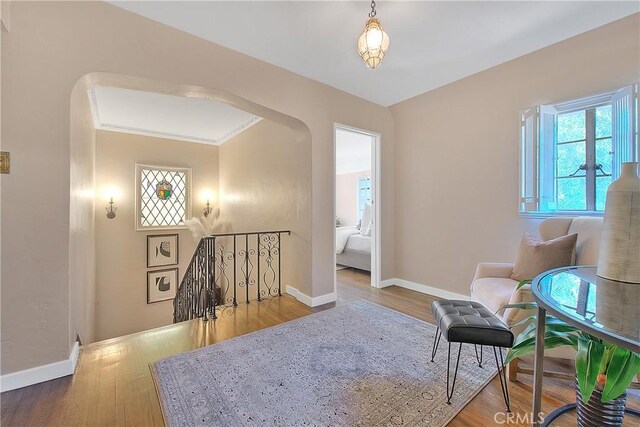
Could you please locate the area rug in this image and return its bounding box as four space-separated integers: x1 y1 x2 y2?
151 300 499 426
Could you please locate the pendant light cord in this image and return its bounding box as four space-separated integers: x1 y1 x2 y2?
369 0 377 18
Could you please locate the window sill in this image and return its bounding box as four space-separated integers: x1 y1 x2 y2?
136 225 188 232
518 211 604 219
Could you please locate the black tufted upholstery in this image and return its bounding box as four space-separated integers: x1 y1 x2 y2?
432 300 514 348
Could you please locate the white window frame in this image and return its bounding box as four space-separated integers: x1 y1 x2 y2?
135 163 192 231
357 175 371 221
519 85 638 217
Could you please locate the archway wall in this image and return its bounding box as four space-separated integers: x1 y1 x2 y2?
218 119 312 307
69 77 97 347
1 1 396 374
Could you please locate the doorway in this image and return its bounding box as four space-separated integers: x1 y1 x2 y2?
333 124 381 294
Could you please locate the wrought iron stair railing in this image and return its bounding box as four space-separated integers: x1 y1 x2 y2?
173 230 290 323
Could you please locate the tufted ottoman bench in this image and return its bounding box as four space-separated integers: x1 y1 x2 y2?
430 299 514 412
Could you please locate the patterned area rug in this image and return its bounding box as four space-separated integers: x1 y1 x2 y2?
151 300 499 426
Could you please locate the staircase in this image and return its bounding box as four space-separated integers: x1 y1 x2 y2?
173 231 290 323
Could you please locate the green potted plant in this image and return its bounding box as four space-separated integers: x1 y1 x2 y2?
503 280 640 427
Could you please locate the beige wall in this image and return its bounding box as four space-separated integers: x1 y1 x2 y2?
390 14 640 296
69 80 96 346
0 5 5 363
7 1 633 377
219 120 311 292
336 171 370 226
1 1 395 373
95 131 219 341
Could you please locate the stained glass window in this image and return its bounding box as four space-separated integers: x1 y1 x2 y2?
136 164 191 229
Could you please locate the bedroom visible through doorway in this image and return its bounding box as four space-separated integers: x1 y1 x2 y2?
334 125 379 289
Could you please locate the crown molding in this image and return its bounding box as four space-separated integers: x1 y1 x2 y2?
218 116 262 143
87 88 261 146
88 87 101 128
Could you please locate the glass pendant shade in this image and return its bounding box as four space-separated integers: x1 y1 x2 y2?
357 18 390 69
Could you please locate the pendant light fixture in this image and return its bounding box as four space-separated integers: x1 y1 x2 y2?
357 0 390 69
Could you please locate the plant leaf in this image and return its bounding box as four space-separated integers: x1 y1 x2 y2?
512 317 579 347
576 336 604 404
505 332 577 365
510 315 577 331
516 279 533 290
602 348 640 402
510 315 537 329
598 345 614 376
514 322 538 346
544 322 581 334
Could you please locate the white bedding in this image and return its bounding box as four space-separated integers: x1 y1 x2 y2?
336 226 359 254
344 234 371 253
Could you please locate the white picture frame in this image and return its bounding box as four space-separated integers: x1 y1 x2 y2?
147 234 179 268
147 268 178 304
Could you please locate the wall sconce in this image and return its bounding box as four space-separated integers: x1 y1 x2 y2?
204 200 213 217
103 187 120 220
106 197 117 219
200 189 215 217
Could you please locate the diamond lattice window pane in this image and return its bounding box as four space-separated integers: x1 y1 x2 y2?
138 166 189 228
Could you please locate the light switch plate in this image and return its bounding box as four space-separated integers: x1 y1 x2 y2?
0 152 10 174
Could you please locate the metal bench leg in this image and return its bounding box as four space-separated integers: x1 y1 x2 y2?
431 326 442 362
446 342 462 404
474 345 483 367
493 346 511 413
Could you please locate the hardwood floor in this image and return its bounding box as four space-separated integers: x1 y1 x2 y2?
1 268 638 426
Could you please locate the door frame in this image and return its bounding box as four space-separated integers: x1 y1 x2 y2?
333 123 382 293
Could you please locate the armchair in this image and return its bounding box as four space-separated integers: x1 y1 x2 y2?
470 216 603 381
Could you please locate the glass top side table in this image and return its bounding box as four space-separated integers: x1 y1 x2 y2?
531 266 640 426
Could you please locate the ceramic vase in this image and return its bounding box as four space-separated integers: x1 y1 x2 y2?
597 162 640 284
576 379 627 427
595 276 640 337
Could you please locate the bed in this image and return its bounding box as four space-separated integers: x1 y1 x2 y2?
336 226 371 272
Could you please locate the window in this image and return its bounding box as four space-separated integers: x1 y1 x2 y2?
555 106 612 211
357 176 371 220
520 85 638 214
135 164 191 230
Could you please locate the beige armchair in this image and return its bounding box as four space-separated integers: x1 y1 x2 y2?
470 216 603 381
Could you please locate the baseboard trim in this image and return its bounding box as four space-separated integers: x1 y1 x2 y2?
380 278 470 301
0 342 80 392
286 286 337 307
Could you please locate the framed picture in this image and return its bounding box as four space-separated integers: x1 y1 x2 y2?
147 234 179 268
147 268 178 303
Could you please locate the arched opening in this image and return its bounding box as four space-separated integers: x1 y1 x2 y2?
70 72 312 344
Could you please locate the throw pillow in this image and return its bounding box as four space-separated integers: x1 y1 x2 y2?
511 233 578 281
363 220 373 237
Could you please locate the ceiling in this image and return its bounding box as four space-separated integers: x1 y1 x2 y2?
89 86 261 144
111 1 639 107
336 128 372 175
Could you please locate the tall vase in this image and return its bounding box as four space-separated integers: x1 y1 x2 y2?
597 162 640 284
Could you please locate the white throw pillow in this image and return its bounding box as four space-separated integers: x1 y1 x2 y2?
363 220 373 237
360 203 372 236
